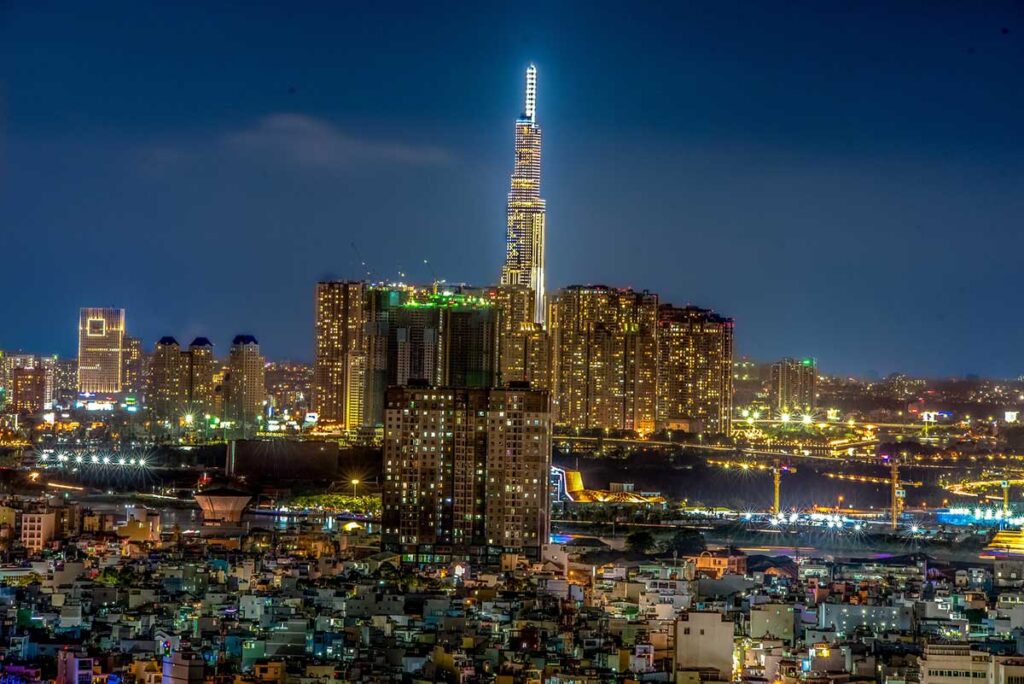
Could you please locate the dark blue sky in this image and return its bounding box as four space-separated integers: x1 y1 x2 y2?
2 2 1022 377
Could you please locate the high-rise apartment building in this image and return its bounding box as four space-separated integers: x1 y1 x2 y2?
312 281 366 431
10 366 47 414
121 335 144 396
186 338 216 416
387 293 499 390
148 337 186 426
364 284 416 427
656 305 734 435
382 383 551 565
499 65 547 325
77 307 125 394
225 335 266 434
549 286 658 435
54 358 78 405
770 357 817 415
493 284 550 389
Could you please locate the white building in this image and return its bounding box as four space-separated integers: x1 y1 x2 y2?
674 610 735 680
21 511 56 552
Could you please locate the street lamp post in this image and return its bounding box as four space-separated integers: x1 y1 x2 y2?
351 479 360 497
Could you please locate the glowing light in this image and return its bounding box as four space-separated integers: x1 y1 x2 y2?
781 413 791 423
802 415 813 424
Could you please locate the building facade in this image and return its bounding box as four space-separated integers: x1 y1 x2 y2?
656 304 734 435
770 357 817 415
147 337 186 428
77 307 126 394
382 384 551 565
312 281 366 431
499 65 546 325
549 286 658 435
493 284 550 390
225 335 266 435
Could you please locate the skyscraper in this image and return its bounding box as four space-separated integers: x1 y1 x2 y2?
770 357 817 415
382 383 552 565
549 286 659 435
656 305 734 435
387 292 499 390
77 307 125 394
500 65 547 326
493 284 550 389
10 366 47 414
185 338 216 417
312 281 366 431
225 335 266 435
363 284 415 427
121 335 144 396
147 337 186 427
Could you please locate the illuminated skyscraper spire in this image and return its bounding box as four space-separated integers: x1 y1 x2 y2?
524 63 537 122
500 65 547 325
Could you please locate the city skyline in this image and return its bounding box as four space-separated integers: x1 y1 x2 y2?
3 3 1023 376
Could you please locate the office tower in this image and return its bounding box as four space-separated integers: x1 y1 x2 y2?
549 286 658 435
148 337 186 426
225 335 266 434
388 293 499 389
312 281 366 431
382 383 551 565
54 358 78 405
10 366 47 414
499 65 547 325
121 335 144 396
185 338 216 416
493 284 550 389
656 305 734 435
77 307 125 394
364 284 416 427
770 357 817 415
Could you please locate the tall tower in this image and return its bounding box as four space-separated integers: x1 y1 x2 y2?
77 307 125 394
312 281 366 431
500 64 547 326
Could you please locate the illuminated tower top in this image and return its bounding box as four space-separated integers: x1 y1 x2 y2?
523 64 537 123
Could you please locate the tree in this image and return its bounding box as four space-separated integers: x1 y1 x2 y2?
626 530 656 554
665 528 706 556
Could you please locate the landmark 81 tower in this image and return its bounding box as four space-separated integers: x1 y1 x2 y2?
500 65 547 326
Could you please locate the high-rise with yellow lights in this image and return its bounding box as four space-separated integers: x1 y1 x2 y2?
381 382 551 565
225 334 266 435
77 307 125 394
148 337 186 428
549 286 658 435
312 281 366 431
656 304 734 435
500 65 546 326
493 284 550 389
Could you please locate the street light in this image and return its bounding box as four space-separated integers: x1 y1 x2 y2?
351 479 360 497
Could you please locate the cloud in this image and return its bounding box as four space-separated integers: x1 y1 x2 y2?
222 113 451 169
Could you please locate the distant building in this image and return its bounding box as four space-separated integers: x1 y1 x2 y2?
656 304 734 435
382 383 551 565
312 281 366 431
185 338 216 416
121 334 144 396
77 307 125 393
387 293 499 390
363 284 416 427
57 650 93 684
770 357 817 415
549 285 658 435
162 651 204 684
493 284 550 389
54 357 78 405
224 335 266 435
10 366 47 414
148 337 186 427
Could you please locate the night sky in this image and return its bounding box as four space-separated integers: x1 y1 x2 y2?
2 2 1022 377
